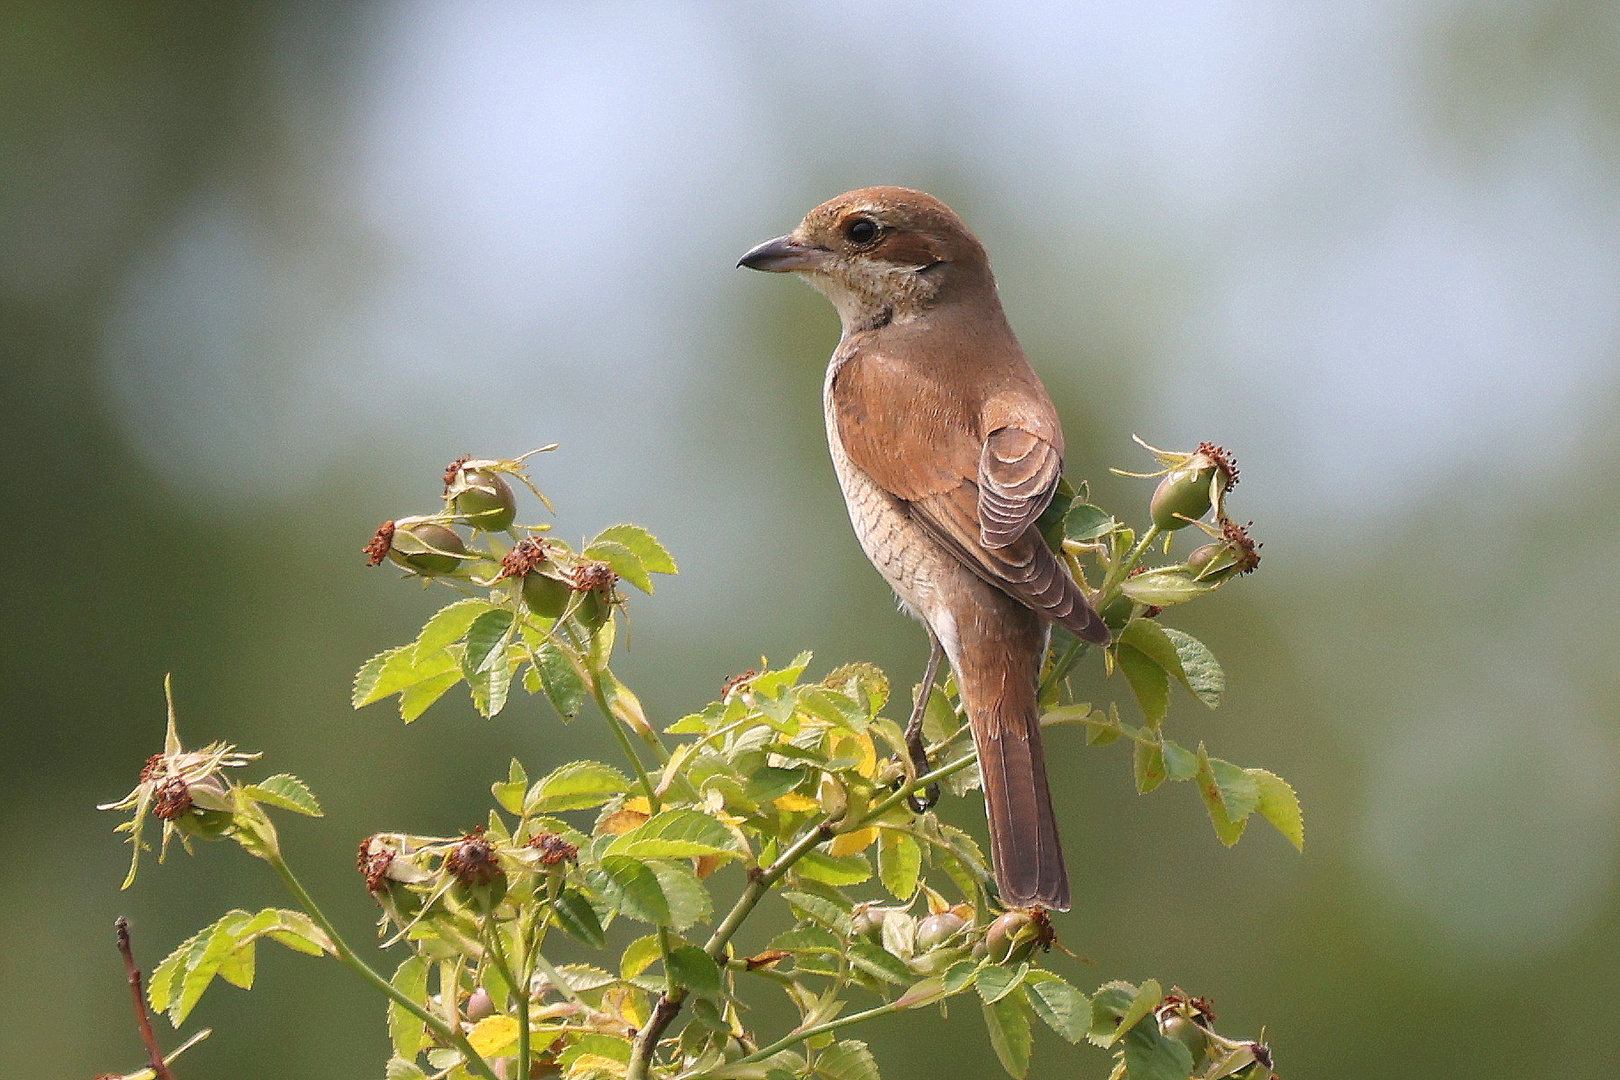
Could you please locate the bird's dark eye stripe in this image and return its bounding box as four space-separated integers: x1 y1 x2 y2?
846 218 880 245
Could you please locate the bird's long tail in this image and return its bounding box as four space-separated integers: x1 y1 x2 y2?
951 604 1070 911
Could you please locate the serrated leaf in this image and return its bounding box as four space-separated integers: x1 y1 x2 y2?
1024 971 1089 1043
463 609 516 674
781 890 851 932
605 808 740 861
1117 644 1169 725
1119 569 1214 607
492 760 527 815
1197 747 1261 827
399 668 462 722
652 861 712 931
353 645 412 707
1121 1020 1196 1080
534 641 588 720
597 855 670 925
814 1039 878 1080
386 1056 429 1080
1160 627 1224 708
529 760 633 813
1160 739 1199 781
466 648 514 717
593 524 678 575
552 887 608 948
416 598 500 657
1089 979 1161 1049
467 1014 521 1057
389 955 430 1059
1064 502 1116 542
666 944 723 999
976 962 1027 1003
1250 768 1304 850
584 538 653 594
173 917 245 1024
1133 737 1167 794
876 829 921 901
793 849 872 887
982 989 1032 1078
242 774 322 817
847 940 912 985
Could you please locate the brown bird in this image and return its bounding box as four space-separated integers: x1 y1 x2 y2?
739 187 1109 911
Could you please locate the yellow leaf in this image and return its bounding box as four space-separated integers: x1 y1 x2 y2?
566 1053 628 1079
773 792 819 813
830 730 879 779
829 826 878 857
467 1014 520 1057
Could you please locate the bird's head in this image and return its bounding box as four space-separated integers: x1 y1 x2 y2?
739 187 995 332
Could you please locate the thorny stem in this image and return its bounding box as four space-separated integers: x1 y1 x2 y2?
115 916 175 1080
625 751 979 1080
265 852 500 1080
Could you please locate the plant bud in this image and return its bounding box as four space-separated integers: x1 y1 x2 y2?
915 911 967 952
521 571 571 619
387 519 469 576
465 987 495 1021
1142 442 1238 531
1158 1010 1209 1061
1186 521 1261 582
448 465 518 532
984 908 1053 964
850 903 888 943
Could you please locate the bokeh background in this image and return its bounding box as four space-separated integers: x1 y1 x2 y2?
5 1 1619 1076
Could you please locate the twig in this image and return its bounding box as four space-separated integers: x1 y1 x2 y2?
115 916 175 1080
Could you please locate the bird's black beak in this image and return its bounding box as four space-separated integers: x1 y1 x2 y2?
737 234 826 272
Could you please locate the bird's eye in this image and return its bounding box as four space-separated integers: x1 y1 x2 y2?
845 218 880 246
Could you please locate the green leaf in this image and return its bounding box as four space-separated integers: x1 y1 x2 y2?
415 597 499 656
982 989 1033 1078
781 890 852 933
533 640 588 720
1118 620 1187 682
465 647 513 718
814 1039 879 1080
666 945 724 1000
528 760 633 813
1117 644 1169 725
399 668 462 722
584 538 653 594
1250 768 1304 850
652 861 713 931
389 955 430 1060
492 759 528 815
1160 627 1224 708
1024 971 1089 1044
1119 569 1214 607
1160 739 1199 782
1195 747 1261 847
1121 1020 1196 1080
597 855 671 925
593 524 678 575
1064 502 1116 542
793 849 872 887
976 962 1027 1004
846 940 912 985
621 934 663 980
1089 979 1161 1049
604 808 741 861
463 609 516 673
386 1056 429 1080
551 888 608 948
768 925 844 956
174 916 248 1023
354 645 461 708
876 829 921 901
1133 736 1167 794
241 774 322 817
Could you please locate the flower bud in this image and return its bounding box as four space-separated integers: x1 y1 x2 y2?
384 518 469 576
1135 441 1238 531
850 903 888 943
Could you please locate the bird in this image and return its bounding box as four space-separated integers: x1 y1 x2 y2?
739 187 1109 911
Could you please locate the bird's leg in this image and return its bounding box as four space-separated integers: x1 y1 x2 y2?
904 632 946 813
